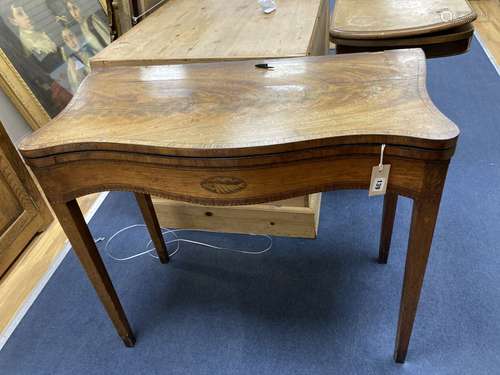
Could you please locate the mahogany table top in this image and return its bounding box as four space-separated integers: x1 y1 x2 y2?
20 49 458 160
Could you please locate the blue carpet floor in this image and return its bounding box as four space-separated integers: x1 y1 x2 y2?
1 39 499 374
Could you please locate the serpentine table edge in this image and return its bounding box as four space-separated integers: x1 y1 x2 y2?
19 50 459 363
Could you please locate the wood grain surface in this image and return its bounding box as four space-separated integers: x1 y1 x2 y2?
152 194 322 238
18 49 459 363
93 0 328 239
91 0 328 67
20 50 458 160
332 23 474 47
0 123 52 277
470 0 500 64
332 23 474 58
331 0 477 39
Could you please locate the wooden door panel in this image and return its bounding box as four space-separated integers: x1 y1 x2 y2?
0 173 23 233
0 143 40 276
0 124 52 277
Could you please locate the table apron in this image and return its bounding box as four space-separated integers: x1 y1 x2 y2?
31 154 449 205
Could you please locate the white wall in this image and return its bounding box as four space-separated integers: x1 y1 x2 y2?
0 88 32 146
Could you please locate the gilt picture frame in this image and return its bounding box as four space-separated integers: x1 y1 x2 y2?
0 0 110 130
98 0 108 14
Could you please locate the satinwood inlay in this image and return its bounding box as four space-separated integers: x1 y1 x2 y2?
200 177 247 194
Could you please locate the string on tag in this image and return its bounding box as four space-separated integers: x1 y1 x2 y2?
379 144 386 172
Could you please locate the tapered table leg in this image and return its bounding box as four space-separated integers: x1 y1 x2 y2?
134 193 169 263
52 199 135 347
394 187 445 362
378 192 398 264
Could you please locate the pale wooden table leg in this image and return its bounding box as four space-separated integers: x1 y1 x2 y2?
378 192 398 264
134 193 169 263
52 199 135 347
394 166 447 363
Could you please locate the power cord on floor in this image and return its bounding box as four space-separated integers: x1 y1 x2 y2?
99 224 273 262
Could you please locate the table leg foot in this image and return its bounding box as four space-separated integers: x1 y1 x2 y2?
121 333 136 347
394 349 407 364
378 192 398 264
134 192 170 264
52 199 136 346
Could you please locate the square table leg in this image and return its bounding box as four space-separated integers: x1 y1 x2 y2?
378 192 398 264
394 165 448 363
134 193 169 263
52 199 136 347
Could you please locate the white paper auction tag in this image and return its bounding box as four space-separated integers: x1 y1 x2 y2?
369 164 391 196
369 144 390 196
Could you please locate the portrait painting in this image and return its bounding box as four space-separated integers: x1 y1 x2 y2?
0 0 110 129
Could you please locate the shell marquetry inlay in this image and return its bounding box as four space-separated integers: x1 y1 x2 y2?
200 177 247 194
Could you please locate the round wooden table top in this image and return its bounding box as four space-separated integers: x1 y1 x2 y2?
20 49 459 160
331 0 477 40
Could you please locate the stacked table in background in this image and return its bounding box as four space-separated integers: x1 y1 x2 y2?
91 0 330 239
330 0 477 57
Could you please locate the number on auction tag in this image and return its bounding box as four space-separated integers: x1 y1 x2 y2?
369 164 391 196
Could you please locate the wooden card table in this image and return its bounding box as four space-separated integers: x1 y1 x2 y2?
20 49 459 363
91 0 330 238
330 0 477 58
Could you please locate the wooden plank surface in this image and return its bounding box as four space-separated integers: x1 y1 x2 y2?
92 0 326 67
152 193 321 238
470 0 500 64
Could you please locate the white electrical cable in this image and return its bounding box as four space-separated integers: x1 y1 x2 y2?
102 224 273 262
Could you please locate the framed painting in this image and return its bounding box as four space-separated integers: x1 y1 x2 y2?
0 0 110 130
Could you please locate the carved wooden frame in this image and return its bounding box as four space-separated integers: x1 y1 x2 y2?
0 49 50 130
